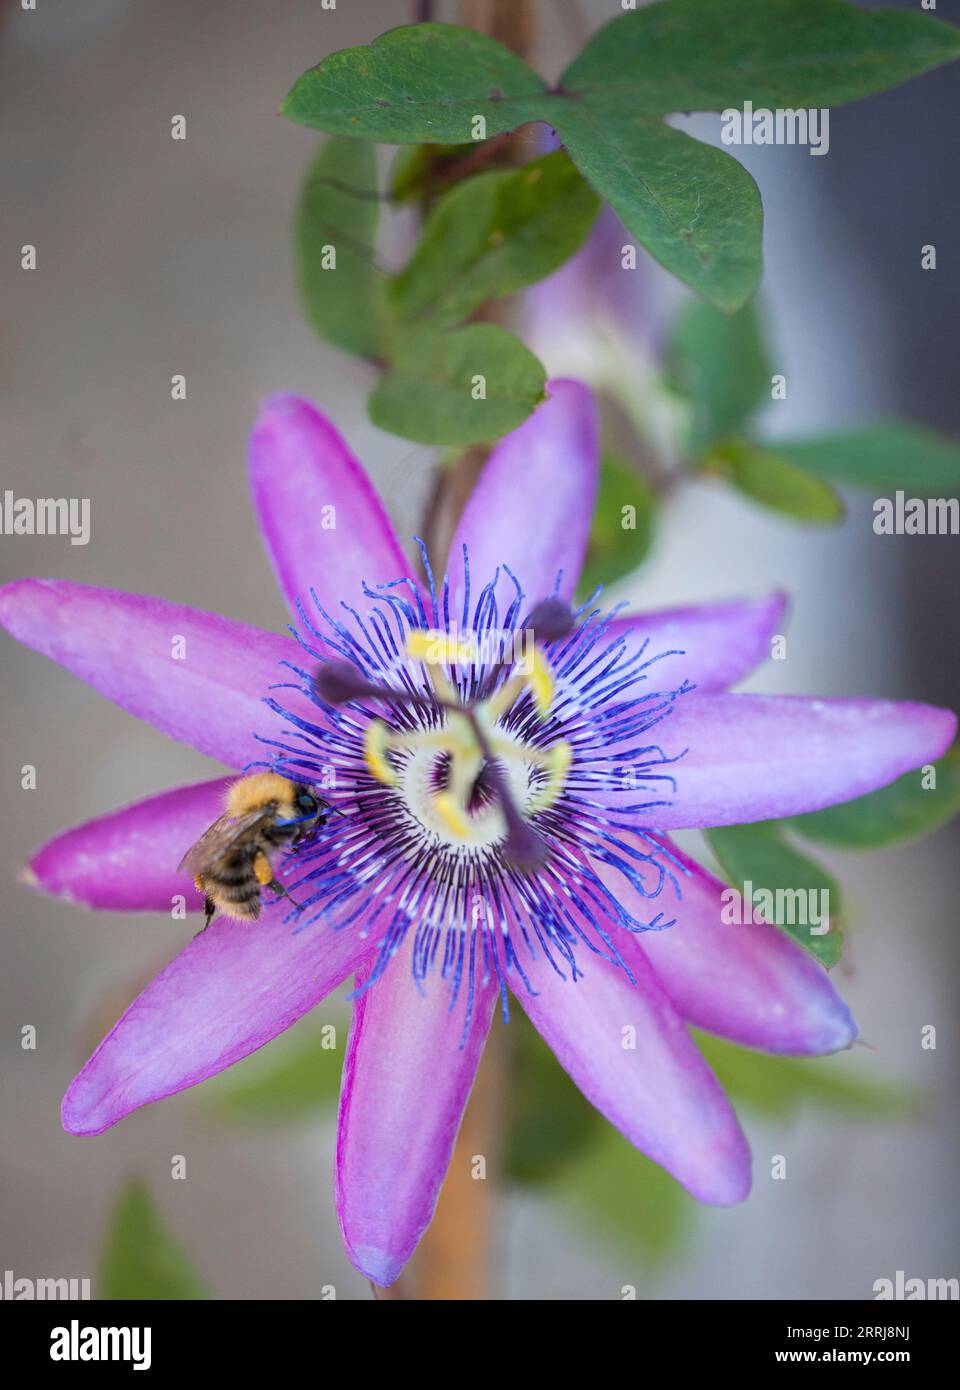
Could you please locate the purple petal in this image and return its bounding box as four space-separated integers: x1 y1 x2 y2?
0 579 318 768
336 950 497 1287
62 907 376 1135
24 778 232 912
628 838 855 1054
447 379 598 610
607 593 787 694
248 394 416 620
515 947 751 1205
608 693 957 828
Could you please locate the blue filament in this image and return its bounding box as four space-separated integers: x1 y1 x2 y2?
251 550 695 1042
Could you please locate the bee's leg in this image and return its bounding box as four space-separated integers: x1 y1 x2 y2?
193 897 217 937
190 875 216 935
267 879 303 912
253 851 302 914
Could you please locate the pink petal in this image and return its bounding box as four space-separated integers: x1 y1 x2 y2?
248 394 416 620
24 778 233 912
607 593 787 694
62 905 376 1135
515 947 751 1205
0 579 318 768
447 378 598 612
628 838 855 1054
601 693 956 829
336 944 498 1286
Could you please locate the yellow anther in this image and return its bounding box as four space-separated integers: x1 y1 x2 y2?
486 647 558 722
528 647 555 719
364 719 397 786
406 629 477 666
485 672 524 721
433 791 471 839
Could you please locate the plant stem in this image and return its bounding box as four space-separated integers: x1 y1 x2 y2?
421 0 539 575
460 0 537 60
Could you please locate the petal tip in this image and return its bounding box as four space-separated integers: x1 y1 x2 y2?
696 1138 753 1207
19 844 92 909
349 1244 404 1288
542 376 598 432
779 942 860 1056
250 395 309 450
255 390 313 423
544 375 593 402
708 1174 752 1208
765 589 789 625
931 705 958 759
17 862 39 889
812 999 859 1056
890 700 957 771
0 576 48 635
60 1085 105 1138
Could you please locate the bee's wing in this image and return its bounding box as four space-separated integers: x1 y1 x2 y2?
177 810 270 877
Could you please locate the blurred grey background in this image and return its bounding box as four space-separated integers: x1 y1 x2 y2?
1 0 958 1299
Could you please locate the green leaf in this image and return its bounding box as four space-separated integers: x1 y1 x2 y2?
392 152 600 329
554 110 762 313
504 1011 604 1184
99 1180 209 1300
202 1024 343 1126
706 439 845 524
577 452 657 599
771 424 960 498
553 0 959 308
668 297 771 454
283 8 960 312
559 0 960 116
705 821 842 967
284 6 960 145
283 23 548 143
695 1033 920 1123
295 136 390 358
368 322 546 445
787 743 960 851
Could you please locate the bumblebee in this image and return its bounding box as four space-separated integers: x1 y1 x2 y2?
178 772 330 930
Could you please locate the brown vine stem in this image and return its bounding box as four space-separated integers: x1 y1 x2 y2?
420 0 540 578
387 0 538 1304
